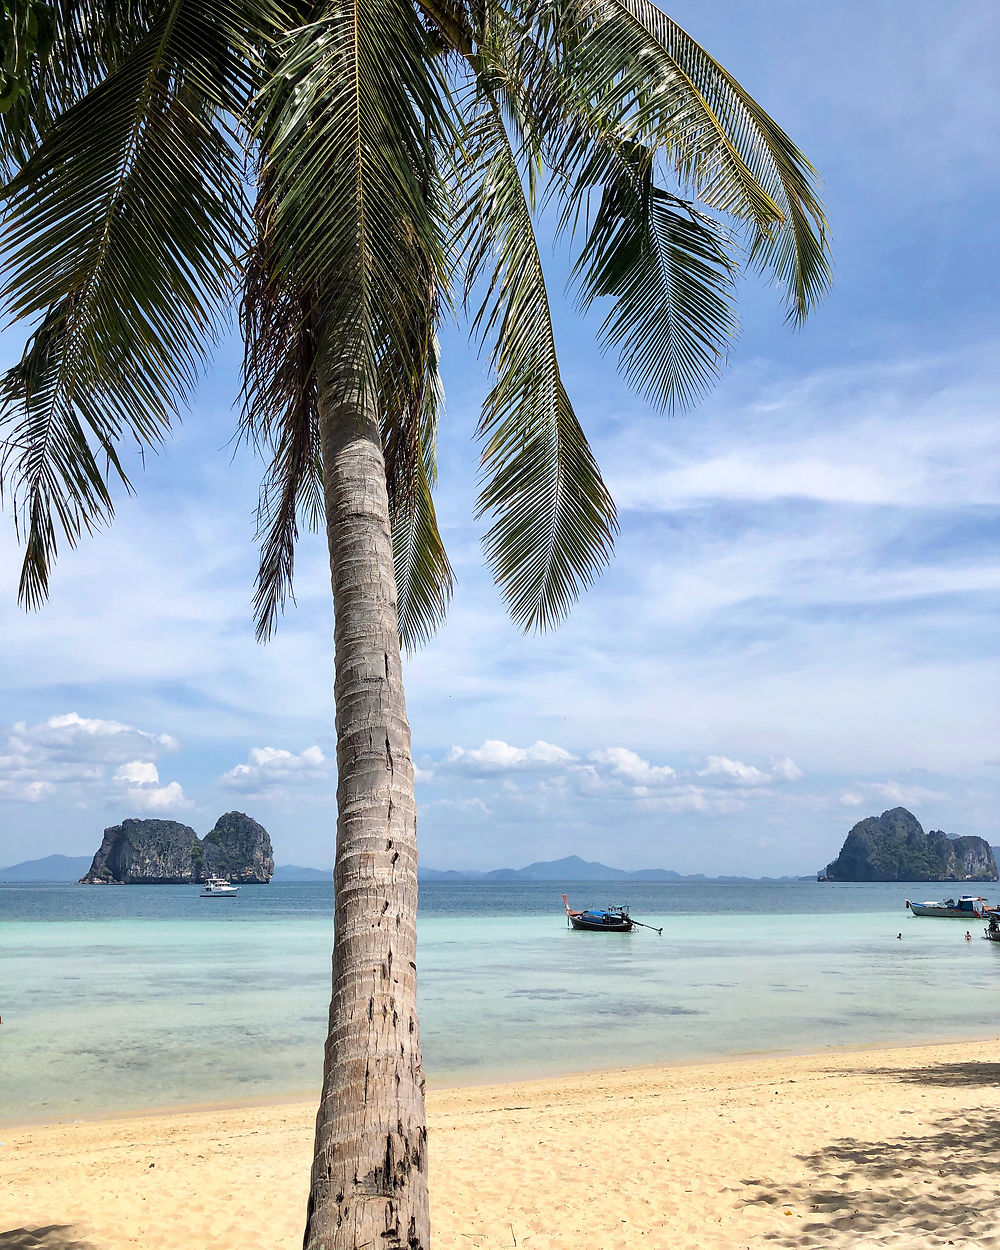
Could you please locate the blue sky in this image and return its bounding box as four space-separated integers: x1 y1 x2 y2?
1 0 997 875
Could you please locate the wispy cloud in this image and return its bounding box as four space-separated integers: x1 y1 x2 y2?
836 780 951 811
427 739 801 810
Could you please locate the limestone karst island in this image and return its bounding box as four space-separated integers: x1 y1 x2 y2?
822 807 997 882
79 811 273 884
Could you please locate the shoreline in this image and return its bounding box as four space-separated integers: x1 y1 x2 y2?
6 1036 1000 1248
4 1026 999 1133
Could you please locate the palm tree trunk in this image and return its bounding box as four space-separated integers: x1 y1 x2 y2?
304 374 429 1250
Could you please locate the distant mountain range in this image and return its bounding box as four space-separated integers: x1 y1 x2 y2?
2 850 811 883
272 864 330 882
417 854 808 882
0 854 93 881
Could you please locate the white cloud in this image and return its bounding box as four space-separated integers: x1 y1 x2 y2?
219 744 329 796
128 780 190 813
424 796 492 816
113 761 160 786
0 778 52 803
588 747 675 785
428 740 804 813
770 757 804 782
419 739 796 833
109 760 191 812
635 784 736 814
869 781 949 807
12 713 177 762
0 713 183 809
698 756 771 787
246 745 325 771
609 361 1000 515
444 739 576 773
835 781 950 814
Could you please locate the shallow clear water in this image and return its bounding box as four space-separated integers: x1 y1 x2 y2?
2 880 998 1123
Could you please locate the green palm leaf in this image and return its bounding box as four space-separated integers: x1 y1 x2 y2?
381 287 455 652
456 83 617 632
389 347 454 653
253 0 450 411
628 1 830 320
0 0 257 607
583 0 830 320
240 229 324 642
571 143 739 410
524 0 829 322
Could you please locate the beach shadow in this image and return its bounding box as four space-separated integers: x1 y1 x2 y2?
0 1227 96 1250
860 1061 1000 1088
745 1107 1000 1247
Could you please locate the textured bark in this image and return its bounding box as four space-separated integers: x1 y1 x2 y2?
304 378 428 1250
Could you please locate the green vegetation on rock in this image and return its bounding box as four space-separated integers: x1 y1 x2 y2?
824 808 997 882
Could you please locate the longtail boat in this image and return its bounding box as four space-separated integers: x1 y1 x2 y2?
906 895 993 918
562 894 661 934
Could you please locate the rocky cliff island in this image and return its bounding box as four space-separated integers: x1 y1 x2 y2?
823 807 997 882
80 812 274 884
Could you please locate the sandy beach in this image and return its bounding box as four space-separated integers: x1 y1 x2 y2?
4 1038 1000 1250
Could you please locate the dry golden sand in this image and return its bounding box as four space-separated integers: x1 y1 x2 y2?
4 1039 1000 1250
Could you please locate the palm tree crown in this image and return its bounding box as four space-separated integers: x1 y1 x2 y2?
1 0 828 636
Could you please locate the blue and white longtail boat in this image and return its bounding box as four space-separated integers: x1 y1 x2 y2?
562 894 661 933
906 895 993 918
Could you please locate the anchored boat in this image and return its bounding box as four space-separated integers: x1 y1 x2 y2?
201 876 239 897
905 895 993 919
562 894 661 933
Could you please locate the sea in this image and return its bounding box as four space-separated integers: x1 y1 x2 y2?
2 879 999 1125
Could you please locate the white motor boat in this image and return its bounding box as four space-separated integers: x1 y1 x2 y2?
200 877 239 896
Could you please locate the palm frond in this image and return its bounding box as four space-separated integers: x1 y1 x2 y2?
558 0 831 320
512 0 828 324
389 339 454 652
381 278 455 651
0 0 291 170
240 224 324 643
0 0 256 607
571 142 739 410
254 0 451 414
243 243 454 650
0 0 130 168
444 0 769 412
628 2 830 320
455 83 617 632
393 461 453 652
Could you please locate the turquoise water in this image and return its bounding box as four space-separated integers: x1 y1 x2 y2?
2 880 998 1124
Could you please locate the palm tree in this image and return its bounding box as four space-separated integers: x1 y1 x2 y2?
0 1 829 1245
